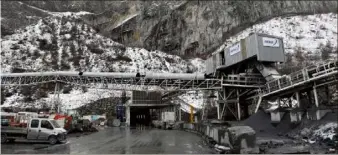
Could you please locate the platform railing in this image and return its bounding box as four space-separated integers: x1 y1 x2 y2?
263 60 338 95
222 74 266 86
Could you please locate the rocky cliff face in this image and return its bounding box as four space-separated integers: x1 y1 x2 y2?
2 1 337 59
83 1 338 58
1 1 337 111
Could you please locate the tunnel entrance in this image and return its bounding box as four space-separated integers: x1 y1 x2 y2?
129 107 167 127
130 107 152 127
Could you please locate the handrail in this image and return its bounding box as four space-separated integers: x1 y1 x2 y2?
264 60 338 95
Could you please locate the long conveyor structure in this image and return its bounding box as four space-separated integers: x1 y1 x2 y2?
1 33 337 122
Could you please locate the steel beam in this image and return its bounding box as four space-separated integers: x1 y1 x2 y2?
128 104 172 107
254 95 263 113
237 89 241 121
295 92 300 108
313 85 319 108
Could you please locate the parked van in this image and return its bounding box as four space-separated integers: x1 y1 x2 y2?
1 118 67 144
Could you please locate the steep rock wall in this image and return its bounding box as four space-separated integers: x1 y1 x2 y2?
2 1 337 59
83 1 337 58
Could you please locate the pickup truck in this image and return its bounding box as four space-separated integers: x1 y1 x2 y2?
1 118 67 145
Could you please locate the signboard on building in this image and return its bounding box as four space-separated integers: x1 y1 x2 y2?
262 37 280 47
229 43 241 56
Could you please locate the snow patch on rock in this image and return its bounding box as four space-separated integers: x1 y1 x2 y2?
1 88 122 111
313 122 337 140
216 13 337 55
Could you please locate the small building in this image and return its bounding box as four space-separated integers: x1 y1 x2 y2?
206 33 286 75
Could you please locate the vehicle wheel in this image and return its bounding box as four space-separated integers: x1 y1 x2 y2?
48 136 58 145
1 134 7 144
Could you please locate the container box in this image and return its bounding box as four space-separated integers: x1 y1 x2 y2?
132 91 162 104
207 33 285 73
224 33 285 68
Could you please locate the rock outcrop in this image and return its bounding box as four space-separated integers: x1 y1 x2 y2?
2 1 337 58
82 1 338 58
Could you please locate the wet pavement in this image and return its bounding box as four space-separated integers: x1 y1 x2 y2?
1 141 71 154
1 127 214 154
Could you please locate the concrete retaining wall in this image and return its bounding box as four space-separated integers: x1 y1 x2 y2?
290 111 303 124
271 111 285 124
307 109 331 120
181 122 259 153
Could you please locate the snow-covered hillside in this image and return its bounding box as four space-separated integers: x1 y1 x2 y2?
215 13 337 58
1 13 337 112
1 14 204 73
0 12 205 111
1 88 124 110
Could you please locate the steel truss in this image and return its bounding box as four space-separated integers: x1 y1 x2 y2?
1 73 223 91
217 86 258 121
252 60 338 114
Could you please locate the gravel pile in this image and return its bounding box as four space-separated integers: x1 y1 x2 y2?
242 110 279 136
243 109 338 153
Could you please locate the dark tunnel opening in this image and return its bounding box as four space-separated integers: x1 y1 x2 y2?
130 107 152 127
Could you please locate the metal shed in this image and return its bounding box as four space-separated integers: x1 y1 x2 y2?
223 33 285 69
132 91 162 105
205 57 214 75
206 50 224 75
